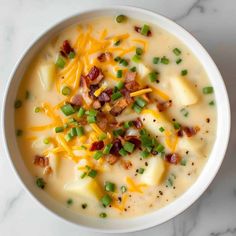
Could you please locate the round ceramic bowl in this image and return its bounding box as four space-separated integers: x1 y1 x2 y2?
2 5 230 233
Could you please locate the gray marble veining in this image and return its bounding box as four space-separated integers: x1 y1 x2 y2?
0 0 235 235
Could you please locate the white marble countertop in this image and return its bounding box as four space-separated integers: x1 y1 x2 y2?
0 0 235 235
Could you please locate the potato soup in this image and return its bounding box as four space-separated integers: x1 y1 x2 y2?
15 15 216 219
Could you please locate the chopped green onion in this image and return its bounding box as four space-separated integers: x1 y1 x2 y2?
101 194 112 207
203 86 214 94
56 56 66 69
132 103 142 113
77 107 85 118
87 115 96 123
76 127 84 137
181 69 188 76
114 40 121 46
81 203 87 209
65 133 73 142
113 129 124 137
43 138 50 144
132 54 141 63
209 100 215 106
62 86 71 96
176 58 182 64
141 135 153 147
70 127 77 137
161 56 169 64
123 121 133 129
34 107 41 113
116 81 124 90
114 56 121 62
141 24 150 36
103 144 113 154
141 149 150 158
167 177 173 187
88 169 97 178
180 108 189 117
105 181 115 192
68 117 76 123
173 48 181 56
117 70 123 78
180 159 187 166
121 185 127 193
115 15 127 23
55 126 64 133
36 177 46 189
14 100 22 109
86 109 97 116
111 91 122 101
119 59 128 66
136 47 143 55
61 104 75 116
119 148 128 156
99 133 107 140
80 172 87 179
67 198 73 205
159 127 165 132
123 141 135 153
93 151 103 160
68 51 75 59
135 97 147 107
148 72 158 82
130 66 136 72
173 122 181 130
16 129 23 136
99 212 107 218
153 57 160 64
155 144 165 153
138 168 145 174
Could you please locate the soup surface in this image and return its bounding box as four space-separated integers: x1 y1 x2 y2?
15 15 216 219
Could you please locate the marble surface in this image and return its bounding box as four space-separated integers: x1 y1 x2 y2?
0 0 235 235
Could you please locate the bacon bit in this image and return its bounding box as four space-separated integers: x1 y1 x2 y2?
110 98 128 116
157 100 172 112
125 71 137 82
90 141 104 151
43 166 52 175
62 40 74 55
177 129 184 137
182 126 199 137
125 136 141 149
125 81 140 92
110 138 122 156
80 75 88 89
33 155 49 168
93 100 102 109
120 88 133 104
70 94 83 106
120 160 133 170
133 118 143 129
98 91 111 102
165 153 180 164
97 52 112 62
107 155 119 165
87 66 104 85
89 84 99 98
60 50 67 58
134 26 152 36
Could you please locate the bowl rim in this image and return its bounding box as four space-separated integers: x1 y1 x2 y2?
1 5 231 233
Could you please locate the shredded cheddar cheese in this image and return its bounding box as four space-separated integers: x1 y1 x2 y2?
94 84 108 97
130 88 152 97
126 177 147 193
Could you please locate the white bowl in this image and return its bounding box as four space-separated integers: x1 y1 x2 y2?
2 6 230 233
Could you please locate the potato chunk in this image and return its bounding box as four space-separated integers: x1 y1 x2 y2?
38 63 55 91
170 76 198 106
140 157 165 185
136 63 151 78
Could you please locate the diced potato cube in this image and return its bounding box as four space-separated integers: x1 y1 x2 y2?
38 63 56 91
64 177 103 201
140 157 165 185
49 153 59 175
170 76 198 106
136 63 151 78
140 109 174 137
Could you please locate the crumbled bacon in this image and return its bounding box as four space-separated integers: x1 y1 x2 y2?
157 100 172 112
89 84 99 98
97 52 112 62
165 153 180 164
33 155 49 168
110 98 128 116
43 166 52 175
60 50 67 58
134 26 152 36
133 118 143 129
93 100 102 109
125 81 140 92
182 126 199 137
70 94 83 106
87 66 104 85
177 129 184 137
90 141 104 151
80 75 88 89
125 71 137 82
107 155 119 165
62 40 74 55
110 138 122 156
98 91 111 102
120 160 133 170
120 88 133 104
